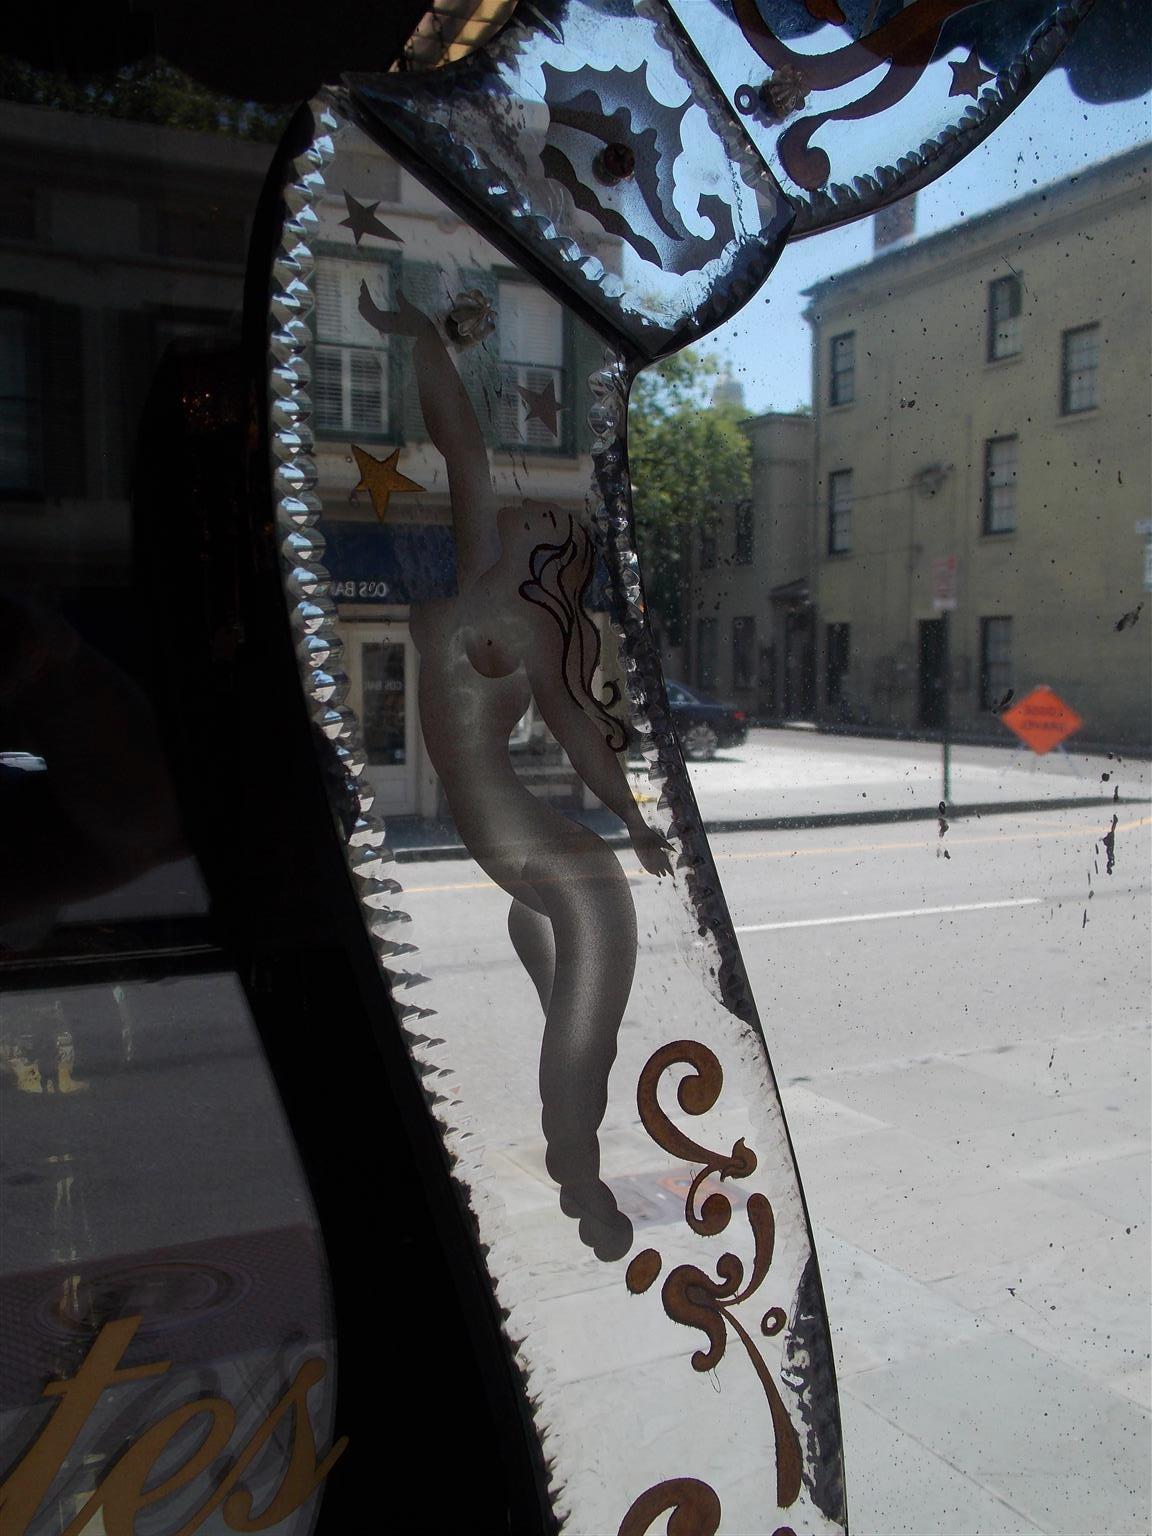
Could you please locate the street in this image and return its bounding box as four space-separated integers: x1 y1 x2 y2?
2 798 1148 1533
399 805 1151 1535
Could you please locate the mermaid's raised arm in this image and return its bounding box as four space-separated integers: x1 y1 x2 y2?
359 284 499 583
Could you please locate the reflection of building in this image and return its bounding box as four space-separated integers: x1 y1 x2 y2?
805 143 1150 747
0 101 267 596
0 98 621 820
694 144 1151 748
311 121 620 818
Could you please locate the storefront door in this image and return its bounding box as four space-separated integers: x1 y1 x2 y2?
349 625 417 817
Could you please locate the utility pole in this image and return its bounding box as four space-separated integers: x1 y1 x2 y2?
941 607 952 804
931 554 958 806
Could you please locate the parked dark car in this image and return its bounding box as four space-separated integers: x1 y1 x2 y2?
665 682 748 759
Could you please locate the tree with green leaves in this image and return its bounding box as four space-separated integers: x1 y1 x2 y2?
627 349 751 651
0 56 290 141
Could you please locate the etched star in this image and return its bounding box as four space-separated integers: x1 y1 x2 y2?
350 445 424 522
340 191 402 246
515 377 562 436
948 50 995 100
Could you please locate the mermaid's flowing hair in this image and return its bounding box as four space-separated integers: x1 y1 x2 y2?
518 514 629 753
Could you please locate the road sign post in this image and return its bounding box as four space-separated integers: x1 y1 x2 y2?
932 557 958 803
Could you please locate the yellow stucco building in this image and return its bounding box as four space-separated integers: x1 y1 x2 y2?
803 143 1150 748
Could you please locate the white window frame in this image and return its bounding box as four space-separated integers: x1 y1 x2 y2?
828 469 853 554
1061 323 1100 414
313 258 392 436
980 617 1013 710
497 279 565 449
988 274 1022 360
983 435 1018 535
829 331 855 406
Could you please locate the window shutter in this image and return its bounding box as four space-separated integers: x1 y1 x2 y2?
458 267 500 444
572 316 605 454
394 261 442 443
313 347 344 431
42 302 87 499
315 266 345 342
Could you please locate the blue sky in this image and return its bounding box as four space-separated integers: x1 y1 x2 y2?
706 74 1150 413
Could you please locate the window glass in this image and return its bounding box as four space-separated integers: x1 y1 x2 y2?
361 639 407 764
696 614 718 689
984 435 1019 534
829 331 855 405
732 615 755 689
827 468 853 553
5 11 1150 1535
734 498 754 564
1062 322 1100 413
497 279 564 448
825 622 850 707
988 272 1023 358
980 615 1014 709
0 302 40 495
314 260 391 435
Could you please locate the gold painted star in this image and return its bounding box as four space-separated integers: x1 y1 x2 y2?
350 444 424 522
515 377 562 436
948 50 995 100
340 191 402 246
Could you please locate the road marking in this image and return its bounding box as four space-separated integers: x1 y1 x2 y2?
735 897 1041 934
399 815 1150 895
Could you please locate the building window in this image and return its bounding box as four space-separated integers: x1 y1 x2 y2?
734 499 754 565
699 528 717 570
988 274 1022 360
0 301 41 497
0 185 36 241
980 617 1013 710
696 616 718 691
825 623 850 708
1061 323 1100 414
983 435 1018 535
155 206 247 262
314 259 391 435
0 297 86 500
827 469 852 554
497 280 564 448
829 332 855 406
732 616 756 690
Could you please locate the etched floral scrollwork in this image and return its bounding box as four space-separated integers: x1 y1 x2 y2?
625 1040 803 1515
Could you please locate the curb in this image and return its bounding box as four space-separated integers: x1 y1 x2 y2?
390 794 1140 863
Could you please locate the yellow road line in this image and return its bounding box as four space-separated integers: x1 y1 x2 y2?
399 813 1149 894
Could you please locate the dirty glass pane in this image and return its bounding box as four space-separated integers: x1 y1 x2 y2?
0 975 334 1535
267 4 1120 1528
0 67 336 1534
635 12 1151 1534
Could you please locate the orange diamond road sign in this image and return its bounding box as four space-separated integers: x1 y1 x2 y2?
1001 686 1083 755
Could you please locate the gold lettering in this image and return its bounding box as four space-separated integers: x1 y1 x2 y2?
0 1317 168 1536
63 1398 236 1536
0 1319 346 1536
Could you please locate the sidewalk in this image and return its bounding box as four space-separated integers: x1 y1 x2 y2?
387 728 1150 859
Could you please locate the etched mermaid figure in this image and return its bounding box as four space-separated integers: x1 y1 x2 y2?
359 285 671 1262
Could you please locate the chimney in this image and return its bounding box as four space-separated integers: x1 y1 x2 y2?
873 193 916 252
